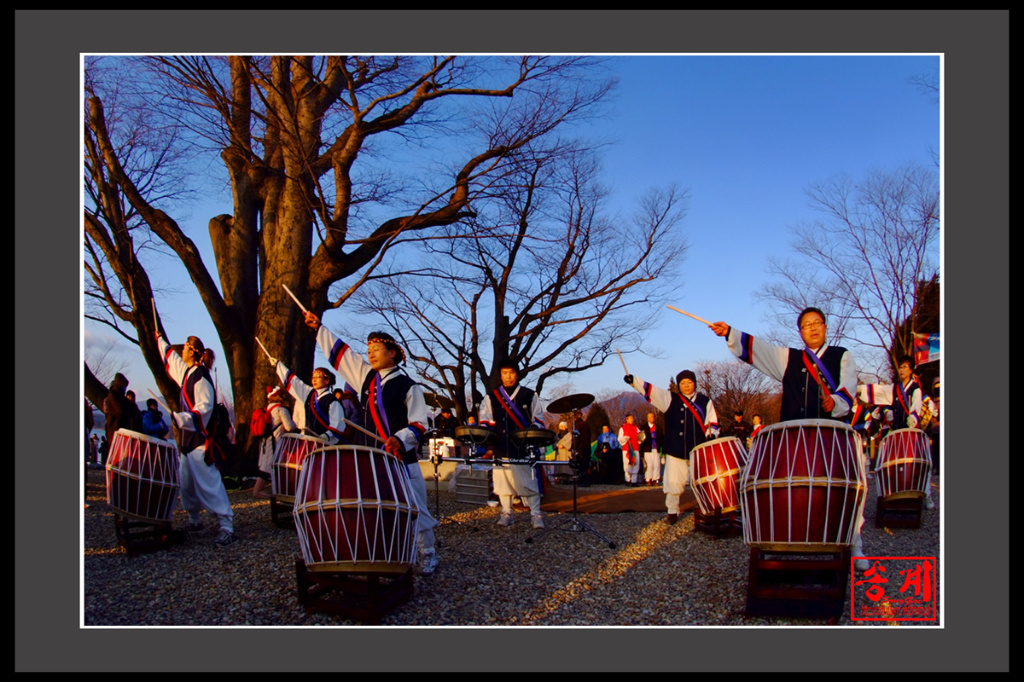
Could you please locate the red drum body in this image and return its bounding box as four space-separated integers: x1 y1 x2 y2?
689 436 747 514
876 428 932 499
271 434 324 502
741 420 867 551
105 428 179 523
293 446 419 573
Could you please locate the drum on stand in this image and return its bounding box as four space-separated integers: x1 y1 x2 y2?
293 445 419 574
271 433 325 502
510 428 556 449
105 428 179 523
690 436 747 515
740 419 867 552
875 428 932 499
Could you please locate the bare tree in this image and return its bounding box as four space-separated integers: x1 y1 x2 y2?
692 359 782 426
757 163 940 377
84 55 612 461
355 144 689 418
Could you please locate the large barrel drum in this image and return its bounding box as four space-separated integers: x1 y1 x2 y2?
105 428 179 523
741 419 867 552
875 428 932 499
293 445 419 573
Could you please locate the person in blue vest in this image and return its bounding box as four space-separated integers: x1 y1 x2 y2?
156 332 237 546
624 370 719 524
710 308 869 569
302 311 440 576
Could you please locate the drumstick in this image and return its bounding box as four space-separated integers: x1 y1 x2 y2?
616 348 629 374
343 418 386 444
281 284 309 314
147 389 172 416
255 336 274 362
151 296 159 337
667 305 713 326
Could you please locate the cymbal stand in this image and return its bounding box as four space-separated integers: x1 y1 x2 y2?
526 417 616 550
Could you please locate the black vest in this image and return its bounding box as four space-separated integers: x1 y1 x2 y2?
890 380 920 430
359 368 419 464
664 393 710 459
489 385 536 458
302 390 338 439
179 365 214 454
781 346 847 422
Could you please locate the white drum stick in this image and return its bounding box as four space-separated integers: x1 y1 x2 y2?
344 418 386 444
255 336 274 362
667 305 713 326
147 388 172 416
282 284 309 314
616 348 629 374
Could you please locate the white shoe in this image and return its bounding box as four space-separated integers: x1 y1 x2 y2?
852 536 869 571
497 514 513 527
531 515 545 529
419 551 440 575
925 497 935 510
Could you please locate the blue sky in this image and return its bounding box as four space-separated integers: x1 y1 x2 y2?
83 53 941 409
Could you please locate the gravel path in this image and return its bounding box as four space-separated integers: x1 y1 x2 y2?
83 468 940 627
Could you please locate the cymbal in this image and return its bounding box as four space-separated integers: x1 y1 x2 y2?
424 392 456 410
546 392 594 414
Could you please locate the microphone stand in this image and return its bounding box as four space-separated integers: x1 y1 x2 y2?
526 412 616 549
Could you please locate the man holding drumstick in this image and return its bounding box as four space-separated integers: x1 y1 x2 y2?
624 370 720 524
156 332 237 546
302 312 440 576
479 361 547 529
709 307 869 568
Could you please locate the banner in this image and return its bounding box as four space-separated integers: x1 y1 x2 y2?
913 332 940 365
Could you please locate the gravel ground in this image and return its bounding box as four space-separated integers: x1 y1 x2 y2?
83 468 940 627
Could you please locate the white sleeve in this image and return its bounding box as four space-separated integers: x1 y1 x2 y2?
629 376 673 413
705 398 720 438
276 361 312 406
315 324 371 393
830 349 858 418
725 327 790 383
157 336 189 386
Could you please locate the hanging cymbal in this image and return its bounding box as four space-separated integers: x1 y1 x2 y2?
424 392 456 410
546 392 595 414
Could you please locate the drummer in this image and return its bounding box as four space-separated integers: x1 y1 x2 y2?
858 355 933 510
478 360 547 529
268 357 345 445
155 332 237 546
303 312 441 576
624 370 719 524
710 308 870 569
709 308 857 422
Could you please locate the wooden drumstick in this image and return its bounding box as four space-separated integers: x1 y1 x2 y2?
255 336 274 363
343 418 386 444
147 388 172 416
667 305 713 326
281 284 309 314
616 348 629 374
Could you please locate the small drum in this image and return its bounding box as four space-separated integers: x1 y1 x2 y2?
510 428 556 447
689 436 747 515
293 445 419 573
875 428 932 499
741 419 867 552
272 433 325 502
454 425 496 447
105 428 179 523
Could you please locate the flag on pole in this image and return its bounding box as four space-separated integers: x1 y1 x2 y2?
913 332 940 365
